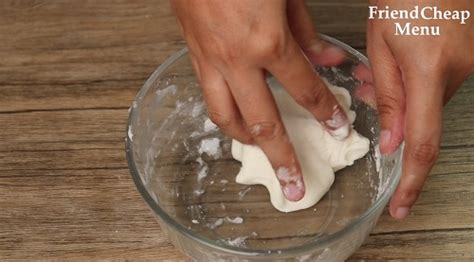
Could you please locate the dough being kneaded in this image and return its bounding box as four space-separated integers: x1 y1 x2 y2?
231 78 370 212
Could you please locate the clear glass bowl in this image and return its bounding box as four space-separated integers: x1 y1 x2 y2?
126 35 402 261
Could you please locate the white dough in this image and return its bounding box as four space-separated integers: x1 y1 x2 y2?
232 78 370 212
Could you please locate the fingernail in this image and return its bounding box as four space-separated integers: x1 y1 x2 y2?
393 207 410 220
324 45 345 56
276 167 305 201
308 44 346 66
354 83 377 109
324 107 351 140
282 183 305 201
380 129 392 153
309 42 324 53
309 43 344 56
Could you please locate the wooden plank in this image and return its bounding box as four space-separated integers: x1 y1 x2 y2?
0 109 128 152
351 230 474 261
0 82 473 221
308 0 368 48
0 109 472 221
0 107 472 259
0 168 185 260
0 79 472 150
373 170 474 234
0 81 140 112
0 0 182 85
0 0 369 114
0 167 471 260
442 78 474 148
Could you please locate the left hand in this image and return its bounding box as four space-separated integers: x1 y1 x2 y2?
357 0 474 220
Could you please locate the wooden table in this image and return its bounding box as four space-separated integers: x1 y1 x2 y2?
1 1 473 260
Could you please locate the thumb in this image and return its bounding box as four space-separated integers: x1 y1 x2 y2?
286 0 346 66
367 32 405 154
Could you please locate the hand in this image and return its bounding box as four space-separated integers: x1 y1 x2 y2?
171 0 349 201
363 0 474 219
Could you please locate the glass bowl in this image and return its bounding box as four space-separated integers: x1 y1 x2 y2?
126 35 402 261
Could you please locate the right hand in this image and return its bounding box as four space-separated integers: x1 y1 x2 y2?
171 0 350 201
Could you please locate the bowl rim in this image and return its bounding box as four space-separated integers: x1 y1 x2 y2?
125 34 402 257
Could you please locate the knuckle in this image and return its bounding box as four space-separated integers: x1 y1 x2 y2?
253 32 288 61
209 110 253 143
204 40 243 66
199 76 214 90
410 142 439 166
293 85 326 110
400 188 421 205
218 45 242 65
238 135 254 145
405 57 444 82
377 94 399 117
400 187 422 204
206 30 290 66
207 111 233 130
247 120 285 141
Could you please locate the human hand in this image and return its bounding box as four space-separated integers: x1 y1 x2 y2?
171 0 349 201
362 0 474 219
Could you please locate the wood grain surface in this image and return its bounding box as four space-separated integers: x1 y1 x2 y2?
0 0 473 260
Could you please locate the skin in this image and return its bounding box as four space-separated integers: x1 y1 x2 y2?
171 0 350 201
172 0 474 219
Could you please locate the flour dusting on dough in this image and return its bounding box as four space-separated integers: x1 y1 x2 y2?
232 78 370 212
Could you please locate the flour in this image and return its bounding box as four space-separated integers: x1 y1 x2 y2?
127 126 133 141
194 189 205 196
198 165 209 181
374 144 381 172
238 187 252 200
204 118 218 132
191 102 204 118
198 138 221 158
225 216 244 224
195 157 208 181
225 236 248 247
155 85 177 101
208 218 224 229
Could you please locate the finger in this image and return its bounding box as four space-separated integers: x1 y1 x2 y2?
266 37 351 140
389 72 444 220
286 0 346 66
189 53 202 82
367 33 405 154
226 68 305 201
198 62 253 144
352 64 376 109
353 63 374 84
354 82 377 109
